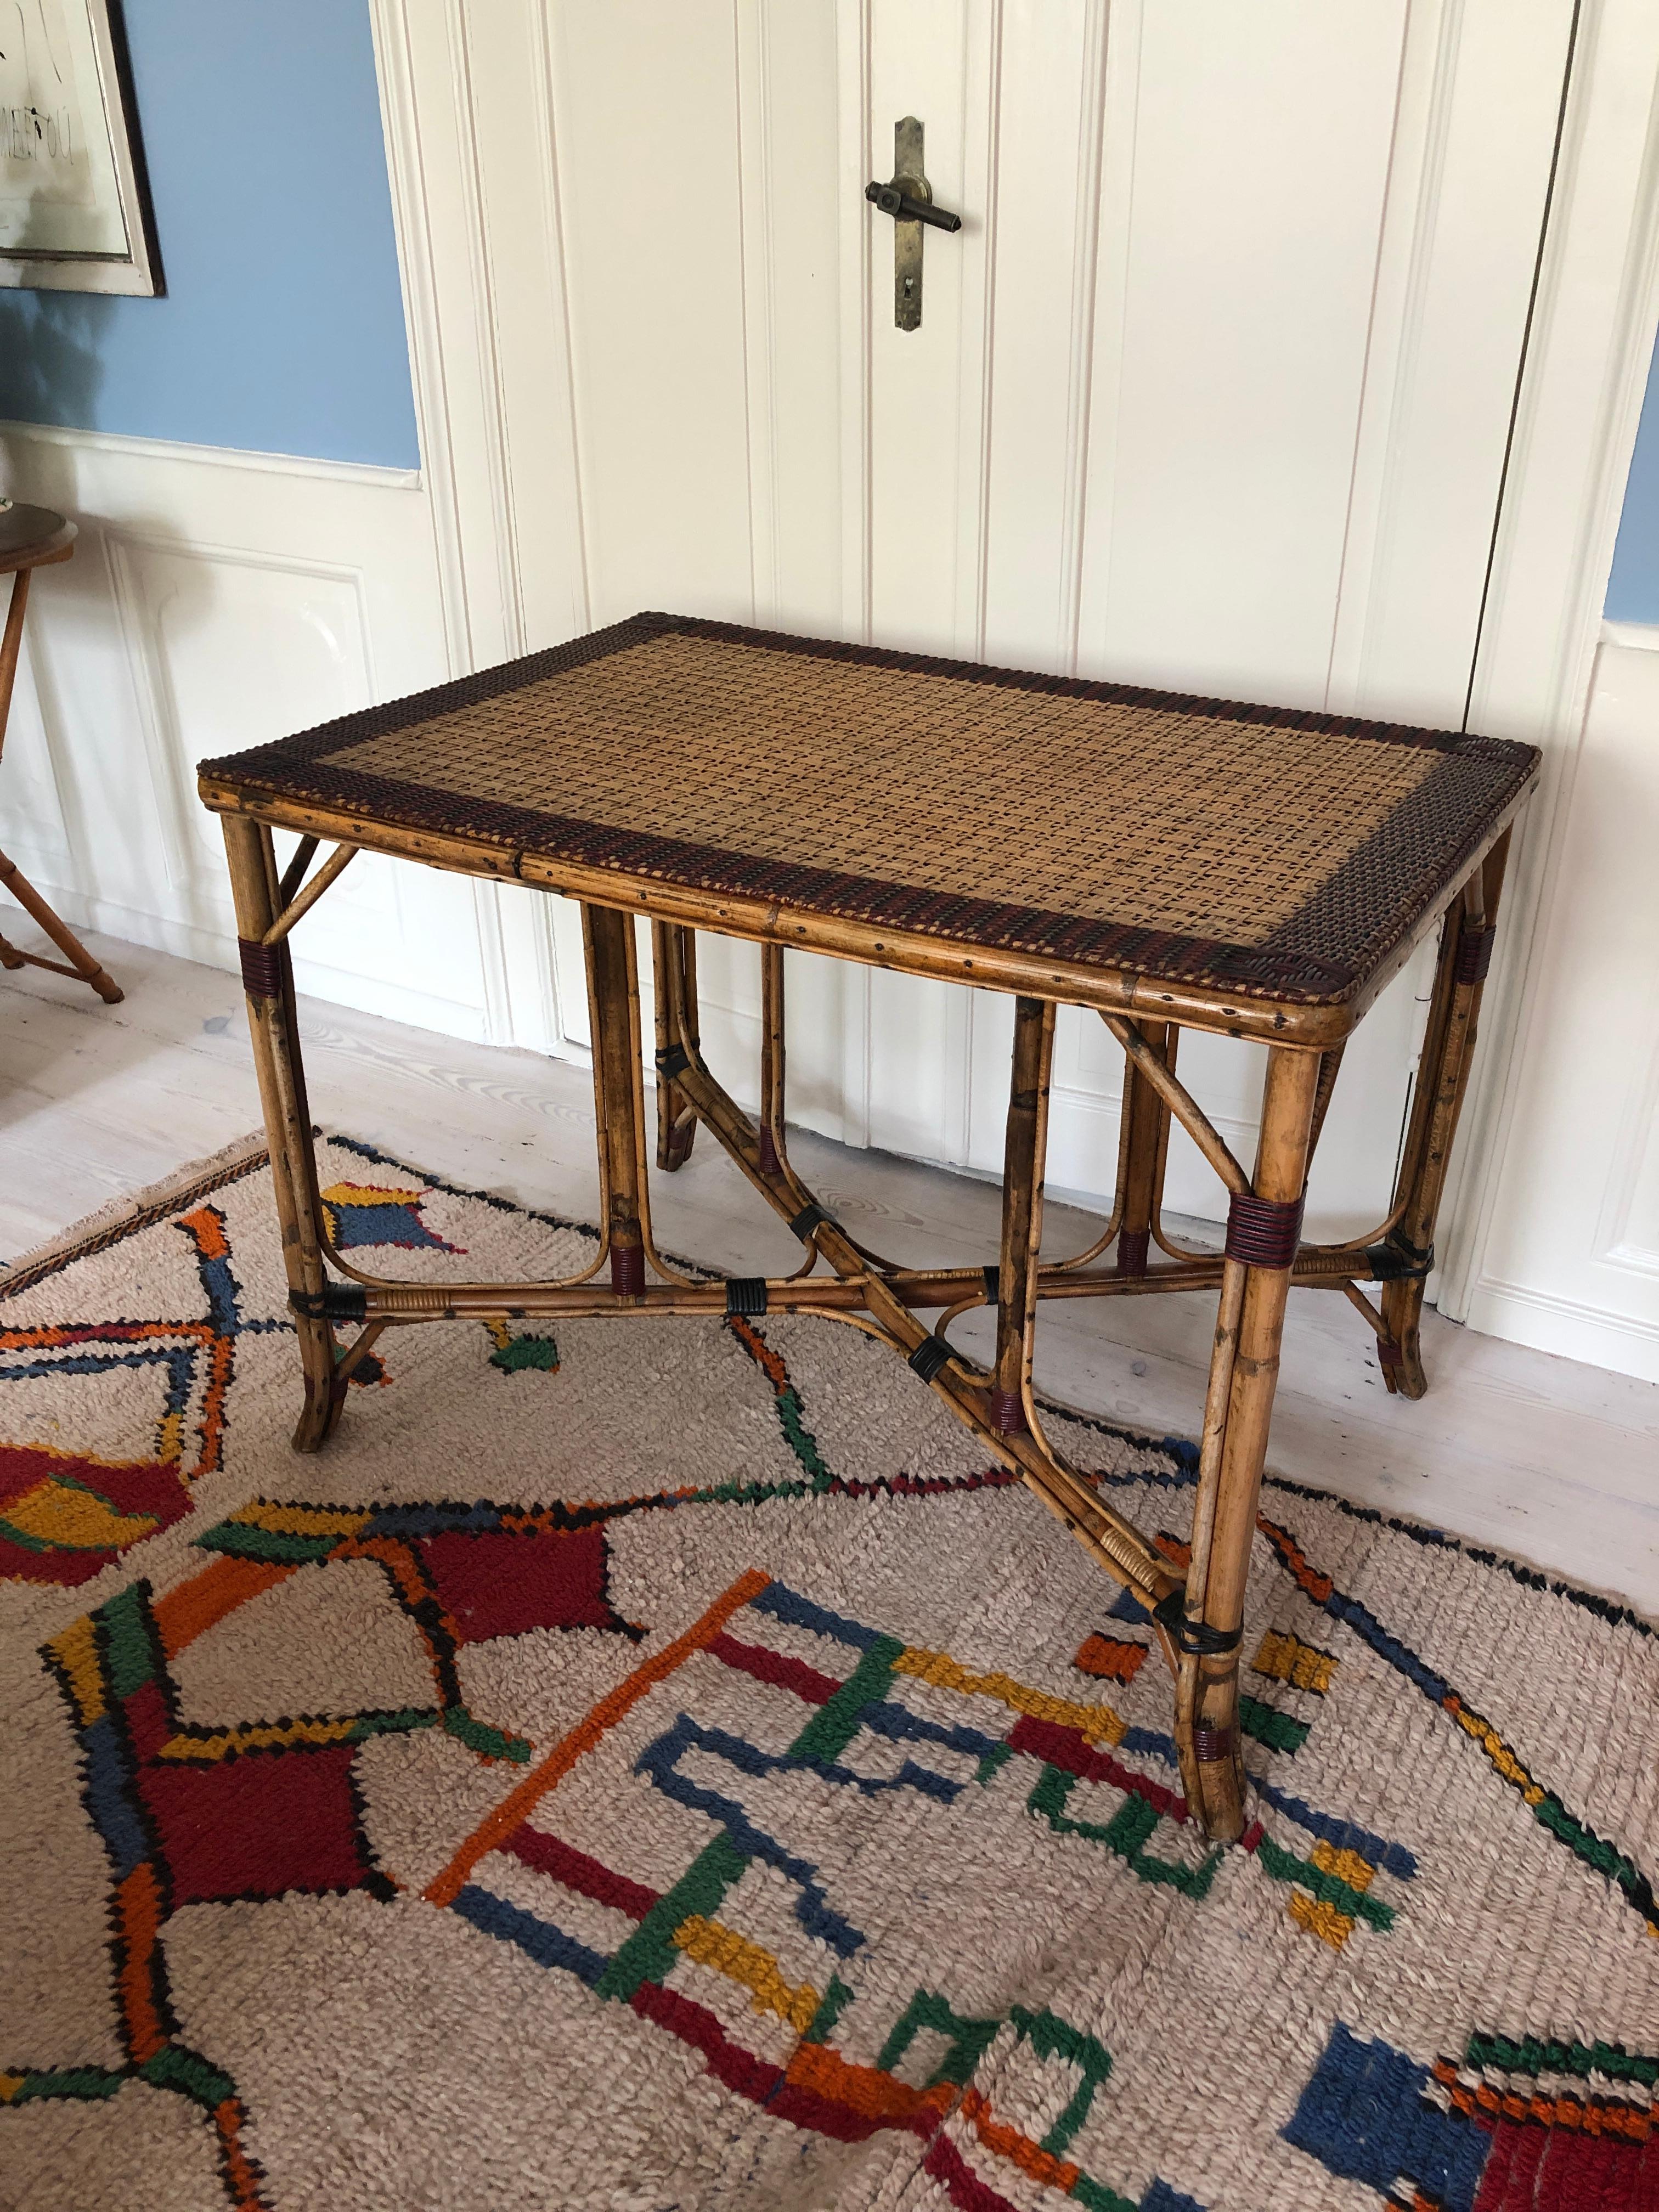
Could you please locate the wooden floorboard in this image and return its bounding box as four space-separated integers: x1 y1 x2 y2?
3 929 1655 1611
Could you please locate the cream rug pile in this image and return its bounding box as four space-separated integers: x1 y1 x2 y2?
2 1136 1655 2212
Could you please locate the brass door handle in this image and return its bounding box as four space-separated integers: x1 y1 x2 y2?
866 118 960 331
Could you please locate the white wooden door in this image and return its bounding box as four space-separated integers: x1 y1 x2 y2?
383 0 1578 1236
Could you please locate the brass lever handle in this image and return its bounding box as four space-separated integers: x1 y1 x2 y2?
867 117 958 331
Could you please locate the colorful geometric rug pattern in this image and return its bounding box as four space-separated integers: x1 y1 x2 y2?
2 1137 1656 2211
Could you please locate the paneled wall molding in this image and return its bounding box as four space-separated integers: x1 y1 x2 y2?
0 413 501 1043
369 0 610 1059
0 420 421 490
1430 0 1659 1347
102 531 376 902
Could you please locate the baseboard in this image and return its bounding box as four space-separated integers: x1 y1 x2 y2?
0 416 422 491
1462 1274 1659 1385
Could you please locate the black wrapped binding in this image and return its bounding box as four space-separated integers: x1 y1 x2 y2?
725 1277 769 1317
982 1263 1000 1304
1365 1233 1434 1283
789 1201 828 1242
290 1284 369 1323
907 1334 953 1384
655 1042 691 1081
1152 1588 1242 1656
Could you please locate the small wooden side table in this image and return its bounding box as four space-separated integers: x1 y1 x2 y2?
0 501 122 1006
198 613 1538 1842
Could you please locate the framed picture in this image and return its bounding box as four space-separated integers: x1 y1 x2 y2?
0 0 159 294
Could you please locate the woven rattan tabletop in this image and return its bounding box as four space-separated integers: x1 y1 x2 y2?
199 613 1538 1020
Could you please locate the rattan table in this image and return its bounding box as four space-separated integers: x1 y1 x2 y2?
198 613 1538 1841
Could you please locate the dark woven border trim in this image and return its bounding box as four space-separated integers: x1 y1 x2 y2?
199 611 1541 1009
238 936 283 1001
200 608 1499 782
1224 1190 1305 1270
587 614 1489 757
200 613 679 782
1249 751 1526 1006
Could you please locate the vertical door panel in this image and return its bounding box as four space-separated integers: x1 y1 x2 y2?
547 0 757 623
1080 0 1410 705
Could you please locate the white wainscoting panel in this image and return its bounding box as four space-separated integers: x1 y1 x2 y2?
0 421 508 1042
1463 631 1659 1380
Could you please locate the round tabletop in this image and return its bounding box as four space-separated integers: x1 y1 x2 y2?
0 500 76 577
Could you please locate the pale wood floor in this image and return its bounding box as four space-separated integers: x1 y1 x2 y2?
3 929 1656 1611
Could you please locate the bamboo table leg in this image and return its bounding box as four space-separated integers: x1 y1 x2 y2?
586 904 648 1297
1175 1045 1321 1841
990 997 1051 1435
0 567 122 1005
1114 1021 1171 1277
1378 828 1511 1396
221 811 341 1449
650 921 699 1171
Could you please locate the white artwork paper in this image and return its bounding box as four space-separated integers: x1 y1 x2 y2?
0 0 157 291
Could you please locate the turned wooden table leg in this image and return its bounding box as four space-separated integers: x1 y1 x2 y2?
1378 828 1512 1397
991 997 1056 1434
650 920 699 1171
221 811 340 1450
586 904 648 1297
1177 1045 1320 1841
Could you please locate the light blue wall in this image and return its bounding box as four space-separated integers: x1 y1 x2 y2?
0 1 419 469
1606 342 1659 624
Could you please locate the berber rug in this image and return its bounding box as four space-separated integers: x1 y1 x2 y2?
1 1135 1655 2212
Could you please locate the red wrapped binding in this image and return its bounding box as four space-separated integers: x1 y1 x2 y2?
1224 1189 1304 1269
237 936 283 1001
